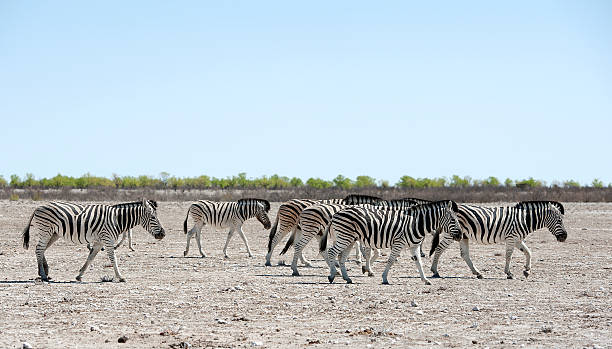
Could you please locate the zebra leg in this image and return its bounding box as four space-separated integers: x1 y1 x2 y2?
409 245 431 285
236 227 253 257
354 241 362 265
382 244 403 285
127 229 134 251
195 225 207 258
295 229 312 267
76 242 102 281
459 238 483 279
430 235 453 278
516 240 532 278
326 239 350 283
42 233 60 279
291 233 314 276
504 239 516 279
184 224 196 256
339 242 355 284
106 244 125 282
362 247 378 277
114 231 127 250
35 235 53 281
265 226 292 266
223 228 236 259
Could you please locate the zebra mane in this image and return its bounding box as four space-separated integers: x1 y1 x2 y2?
393 197 432 205
406 200 458 214
238 198 271 212
342 194 384 205
515 201 564 215
112 199 158 210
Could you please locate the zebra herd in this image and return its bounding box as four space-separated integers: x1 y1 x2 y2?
20 195 568 285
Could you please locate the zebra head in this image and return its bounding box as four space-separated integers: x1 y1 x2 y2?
516 201 567 242
140 198 165 240
254 200 272 230
438 200 463 241
542 202 567 242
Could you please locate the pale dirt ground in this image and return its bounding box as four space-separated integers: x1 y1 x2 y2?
0 201 610 349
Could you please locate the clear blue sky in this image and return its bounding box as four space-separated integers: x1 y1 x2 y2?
1 1 611 185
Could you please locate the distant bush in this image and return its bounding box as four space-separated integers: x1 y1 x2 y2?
2 172 607 191
9 193 19 201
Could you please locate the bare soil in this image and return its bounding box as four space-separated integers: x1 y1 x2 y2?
0 201 610 348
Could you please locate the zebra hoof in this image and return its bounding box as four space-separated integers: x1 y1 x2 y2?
328 275 335 283
183 251 188 257
431 273 441 278
367 272 374 277
118 277 126 282
507 274 514 280
291 270 300 277
476 274 484 279
361 266 368 274
223 255 230 260
424 280 432 285
345 278 353 284
523 270 530 278
382 280 389 285
264 261 272 267
75 276 82 282
420 252 426 258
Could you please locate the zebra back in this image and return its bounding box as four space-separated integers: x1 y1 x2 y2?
342 194 384 205
238 198 271 212
515 200 564 215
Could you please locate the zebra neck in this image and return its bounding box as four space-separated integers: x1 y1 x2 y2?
411 208 437 235
524 207 545 232
115 206 143 232
237 203 254 220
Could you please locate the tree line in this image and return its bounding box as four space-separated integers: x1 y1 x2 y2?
0 173 608 190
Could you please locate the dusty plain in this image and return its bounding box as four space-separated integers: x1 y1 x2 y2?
0 201 610 348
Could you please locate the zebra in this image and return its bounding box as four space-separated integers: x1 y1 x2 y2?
264 195 386 267
21 199 165 282
429 200 568 279
183 198 271 258
321 200 462 285
86 199 159 252
282 198 431 277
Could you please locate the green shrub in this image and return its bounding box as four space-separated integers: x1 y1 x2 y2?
592 178 604 188
354 176 376 188
0 175 7 188
333 175 353 189
306 177 333 189
9 193 19 201
563 180 580 188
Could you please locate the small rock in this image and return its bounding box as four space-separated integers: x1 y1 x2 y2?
234 286 243 290
510 315 517 320
472 340 478 344
250 341 263 347
472 306 480 311
410 300 418 307
470 322 478 328
270 294 279 299
22 343 33 349
442 333 450 337
215 318 228 324
118 335 128 343
178 342 191 349
416 310 424 315
90 326 99 332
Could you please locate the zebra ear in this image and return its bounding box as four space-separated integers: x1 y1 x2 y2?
141 198 147 207
449 200 459 213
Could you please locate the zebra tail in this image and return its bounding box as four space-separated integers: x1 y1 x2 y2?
22 211 35 250
183 208 190 234
279 231 295 256
429 230 440 257
319 223 331 253
267 215 279 253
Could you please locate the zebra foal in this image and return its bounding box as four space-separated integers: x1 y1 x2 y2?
321 201 462 285
22 199 165 282
183 198 271 258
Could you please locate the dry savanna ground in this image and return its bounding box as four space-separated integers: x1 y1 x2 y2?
0 200 610 348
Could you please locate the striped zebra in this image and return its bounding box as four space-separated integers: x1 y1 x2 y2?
281 198 431 277
86 199 159 252
21 199 165 282
183 198 271 258
429 201 567 279
321 201 462 285
264 195 386 267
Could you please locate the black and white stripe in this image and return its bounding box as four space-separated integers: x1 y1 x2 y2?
283 198 430 277
321 201 462 285
183 198 271 258
21 199 165 282
429 200 567 279
264 195 381 266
